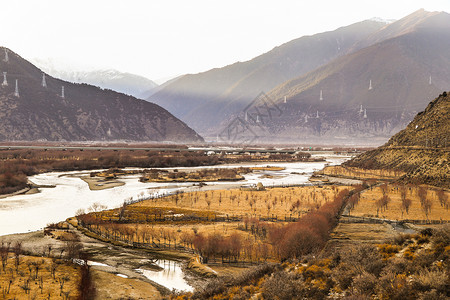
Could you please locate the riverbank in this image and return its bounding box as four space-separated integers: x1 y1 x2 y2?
0 180 54 199
81 176 126 191
0 224 186 298
0 158 349 237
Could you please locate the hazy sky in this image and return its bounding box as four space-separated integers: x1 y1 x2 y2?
1 0 449 81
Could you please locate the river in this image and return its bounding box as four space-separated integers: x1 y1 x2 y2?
0 155 349 237
0 154 350 292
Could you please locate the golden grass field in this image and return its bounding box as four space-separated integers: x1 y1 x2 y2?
330 223 398 242
79 186 350 262
320 165 405 180
134 186 349 218
349 184 449 221
0 255 80 299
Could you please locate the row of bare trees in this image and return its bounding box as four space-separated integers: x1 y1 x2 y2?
269 188 353 260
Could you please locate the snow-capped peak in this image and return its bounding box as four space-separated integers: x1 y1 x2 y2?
369 17 396 24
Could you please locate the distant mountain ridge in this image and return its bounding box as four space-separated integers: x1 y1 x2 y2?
32 58 158 99
261 9 450 144
148 9 450 146
0 48 203 142
148 18 388 134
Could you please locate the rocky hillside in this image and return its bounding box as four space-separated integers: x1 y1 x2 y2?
346 92 449 188
0 47 203 142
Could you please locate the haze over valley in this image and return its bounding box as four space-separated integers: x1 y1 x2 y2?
0 2 449 299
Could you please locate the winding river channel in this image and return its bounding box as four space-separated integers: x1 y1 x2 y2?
0 154 350 237
0 153 350 292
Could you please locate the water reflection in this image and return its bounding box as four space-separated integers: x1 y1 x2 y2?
136 259 193 292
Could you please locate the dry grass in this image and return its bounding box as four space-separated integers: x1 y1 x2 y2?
330 223 397 242
0 255 80 299
349 184 450 221
134 186 350 218
91 269 161 300
80 186 351 263
208 265 249 277
320 165 404 180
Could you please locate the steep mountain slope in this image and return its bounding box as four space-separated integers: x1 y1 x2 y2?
346 92 449 188
249 10 450 144
349 9 444 51
148 19 387 134
32 58 158 98
0 48 203 142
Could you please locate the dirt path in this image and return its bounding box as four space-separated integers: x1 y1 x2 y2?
323 175 362 185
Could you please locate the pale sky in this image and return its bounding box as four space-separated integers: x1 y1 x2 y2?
1 0 449 81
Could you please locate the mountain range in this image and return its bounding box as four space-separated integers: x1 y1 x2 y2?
0 48 203 142
148 17 387 135
31 58 158 99
148 9 450 145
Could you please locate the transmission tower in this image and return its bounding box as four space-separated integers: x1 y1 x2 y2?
2 72 7 86
42 73 47 88
14 79 19 97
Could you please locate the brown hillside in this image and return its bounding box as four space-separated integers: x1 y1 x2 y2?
346 92 449 188
149 19 386 134
0 47 203 142
260 11 450 144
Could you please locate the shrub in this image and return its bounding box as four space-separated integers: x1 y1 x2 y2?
332 263 357 290
352 272 377 297
340 244 385 276
411 269 448 294
417 289 448 300
261 271 304 300
381 257 413 275
376 271 411 299
413 251 436 269
403 248 415 260
392 234 413 246
377 244 401 259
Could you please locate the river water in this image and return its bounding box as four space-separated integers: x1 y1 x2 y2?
0 154 349 237
0 154 350 291
136 260 194 292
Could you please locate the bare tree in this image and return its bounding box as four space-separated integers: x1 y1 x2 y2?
437 189 448 209
421 198 433 220
417 186 428 205
13 241 22 271
0 242 10 272
401 198 412 216
380 183 389 196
